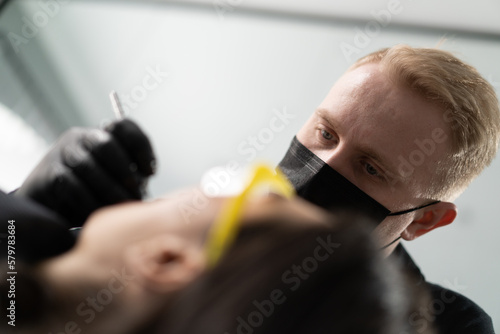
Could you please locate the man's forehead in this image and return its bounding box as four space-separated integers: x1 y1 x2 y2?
314 85 452 183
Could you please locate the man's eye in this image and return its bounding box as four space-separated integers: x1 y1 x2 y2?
365 163 379 176
321 129 334 140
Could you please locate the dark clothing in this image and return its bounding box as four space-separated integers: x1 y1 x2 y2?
394 245 495 334
0 190 75 264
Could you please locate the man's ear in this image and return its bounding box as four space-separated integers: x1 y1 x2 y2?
125 235 205 294
401 202 457 241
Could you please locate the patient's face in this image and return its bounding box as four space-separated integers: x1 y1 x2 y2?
76 188 327 269
41 188 329 322
77 188 225 267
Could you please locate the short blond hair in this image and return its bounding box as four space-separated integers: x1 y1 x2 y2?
351 45 500 200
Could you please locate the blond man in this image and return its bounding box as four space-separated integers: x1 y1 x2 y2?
278 45 499 334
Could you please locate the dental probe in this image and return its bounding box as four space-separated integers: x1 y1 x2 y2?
108 90 151 199
109 90 125 120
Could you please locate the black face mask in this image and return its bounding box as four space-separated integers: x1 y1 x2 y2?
277 137 440 228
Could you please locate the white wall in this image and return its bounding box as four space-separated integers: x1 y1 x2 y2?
2 0 499 328
184 0 500 34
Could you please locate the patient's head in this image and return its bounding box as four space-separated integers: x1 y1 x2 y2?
0 188 434 334
0 188 331 334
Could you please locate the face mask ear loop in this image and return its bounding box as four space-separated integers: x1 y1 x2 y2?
387 200 441 216
378 236 402 251
380 200 441 251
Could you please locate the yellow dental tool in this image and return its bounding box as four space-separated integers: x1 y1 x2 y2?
205 163 295 268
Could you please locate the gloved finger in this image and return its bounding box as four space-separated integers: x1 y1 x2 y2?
47 162 101 227
81 129 143 199
105 119 157 177
61 144 138 203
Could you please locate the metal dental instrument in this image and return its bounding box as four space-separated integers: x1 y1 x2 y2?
108 90 150 199
109 90 125 120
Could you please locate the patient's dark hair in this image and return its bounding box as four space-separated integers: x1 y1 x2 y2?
0 212 434 334
146 214 435 334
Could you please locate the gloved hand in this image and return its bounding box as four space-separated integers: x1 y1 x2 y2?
15 119 156 227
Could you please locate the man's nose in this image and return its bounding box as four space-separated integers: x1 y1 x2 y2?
317 144 356 182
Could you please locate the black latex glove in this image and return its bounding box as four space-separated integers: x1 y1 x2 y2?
15 119 156 227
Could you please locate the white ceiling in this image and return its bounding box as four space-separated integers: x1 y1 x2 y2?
169 0 500 36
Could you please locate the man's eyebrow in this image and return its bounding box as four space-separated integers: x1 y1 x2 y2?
315 108 339 130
